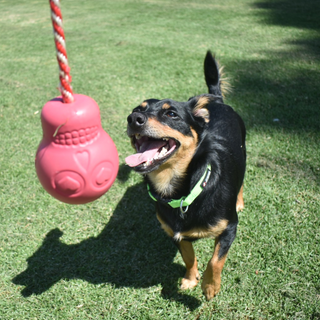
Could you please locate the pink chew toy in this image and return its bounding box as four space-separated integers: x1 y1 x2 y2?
35 0 119 204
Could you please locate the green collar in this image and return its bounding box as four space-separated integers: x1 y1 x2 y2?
147 164 212 214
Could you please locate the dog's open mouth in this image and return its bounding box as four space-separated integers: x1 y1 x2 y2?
125 134 179 172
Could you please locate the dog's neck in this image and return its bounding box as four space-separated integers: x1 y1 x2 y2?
147 163 188 198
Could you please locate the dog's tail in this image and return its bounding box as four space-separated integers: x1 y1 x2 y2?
204 51 231 100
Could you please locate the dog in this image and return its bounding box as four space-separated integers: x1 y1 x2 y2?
125 51 246 300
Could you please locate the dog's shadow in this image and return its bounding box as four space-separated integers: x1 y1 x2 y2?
12 165 201 309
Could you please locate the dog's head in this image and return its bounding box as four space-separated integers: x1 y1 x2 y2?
125 95 212 196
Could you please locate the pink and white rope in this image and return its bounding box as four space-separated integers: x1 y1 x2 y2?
49 0 74 103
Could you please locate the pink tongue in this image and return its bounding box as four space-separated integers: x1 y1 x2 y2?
125 140 166 167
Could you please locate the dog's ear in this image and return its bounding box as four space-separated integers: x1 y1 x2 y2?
190 95 211 123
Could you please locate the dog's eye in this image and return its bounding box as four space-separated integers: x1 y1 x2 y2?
165 111 178 119
133 107 144 113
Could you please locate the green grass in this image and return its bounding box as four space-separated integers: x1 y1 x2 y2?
1 0 319 318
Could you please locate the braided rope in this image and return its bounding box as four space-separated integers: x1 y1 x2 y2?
50 0 74 103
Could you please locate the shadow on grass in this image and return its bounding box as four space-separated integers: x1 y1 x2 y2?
228 0 320 132
12 165 201 310
228 59 320 132
254 0 320 57
254 0 320 31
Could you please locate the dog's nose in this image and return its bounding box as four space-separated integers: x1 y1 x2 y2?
127 112 147 129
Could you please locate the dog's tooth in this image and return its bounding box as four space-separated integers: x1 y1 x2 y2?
163 138 169 141
159 146 168 158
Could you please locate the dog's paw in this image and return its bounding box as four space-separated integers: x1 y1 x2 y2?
202 285 217 300
180 274 200 290
201 282 220 300
180 277 199 290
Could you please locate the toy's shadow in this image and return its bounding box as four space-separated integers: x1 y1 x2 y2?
12 166 201 309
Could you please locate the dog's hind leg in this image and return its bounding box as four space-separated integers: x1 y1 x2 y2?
236 184 244 212
201 222 237 300
178 240 200 290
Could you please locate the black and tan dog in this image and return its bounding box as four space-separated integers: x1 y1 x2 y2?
125 51 246 300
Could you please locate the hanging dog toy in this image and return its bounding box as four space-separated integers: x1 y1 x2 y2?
35 0 119 204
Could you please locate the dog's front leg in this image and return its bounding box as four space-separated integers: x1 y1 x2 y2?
178 240 200 290
201 222 237 300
